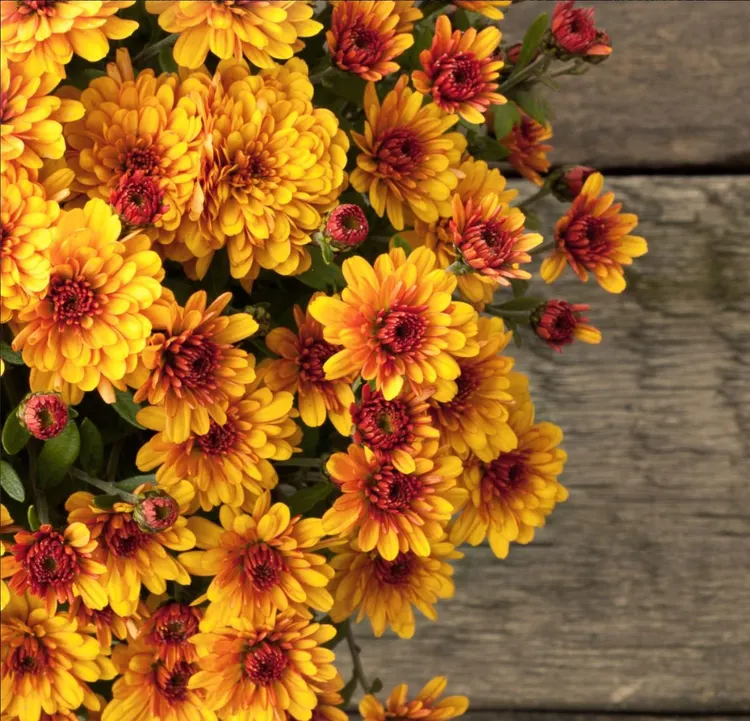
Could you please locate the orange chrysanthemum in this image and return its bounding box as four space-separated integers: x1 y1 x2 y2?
0 592 116 721
140 601 201 670
0 505 17 610
449 192 542 284
145 0 322 70
360 677 469 721
0 1 137 78
131 291 258 444
180 493 333 628
190 610 337 721
499 109 553 186
413 16 504 124
65 482 196 617
329 536 461 639
265 293 355 436
540 172 648 293
453 0 510 20
322 445 466 560
327 0 417 82
309 247 480 401
350 76 466 230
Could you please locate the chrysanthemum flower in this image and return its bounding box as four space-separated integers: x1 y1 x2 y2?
350 77 466 230
0 57 84 172
413 16 504 124
140 601 201 669
551 1 612 57
532 299 602 351
189 610 337 721
0 1 137 77
351 385 440 474
310 673 349 721
322 445 466 560
68 598 146 650
360 677 469 721
499 110 553 186
453 0 511 20
1 523 107 615
12 199 164 404
265 294 355 436
0 505 15 610
179 493 333 628
400 157 518 306
310 247 480 401
136 375 300 511
131 291 258 444
327 0 416 82
541 172 648 293
146 0 322 70
450 399 568 559
0 592 116 721
65 482 195 617
329 536 461 639
429 316 517 461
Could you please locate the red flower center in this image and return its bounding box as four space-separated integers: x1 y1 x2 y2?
103 515 151 558
48 275 100 326
156 661 194 702
0 224 12 254
196 418 237 456
150 603 201 647
164 332 222 397
243 642 289 686
376 129 425 176
435 52 483 101
13 527 77 597
352 390 413 454
243 543 285 592
375 306 428 355
19 0 57 14
559 214 613 268
123 147 161 174
298 337 338 384
9 638 48 677
373 552 418 586
442 366 480 413
484 451 530 495
367 466 423 514
110 171 168 227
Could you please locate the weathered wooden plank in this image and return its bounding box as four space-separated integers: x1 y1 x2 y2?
338 176 750 712
497 2 750 169
357 715 746 721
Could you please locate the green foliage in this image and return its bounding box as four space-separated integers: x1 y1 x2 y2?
111 389 145 429
2 409 30 456
79 419 105 476
116 474 156 492
296 246 346 291
38 421 80 488
0 460 25 502
512 13 549 74
286 482 333 517
0 342 23 367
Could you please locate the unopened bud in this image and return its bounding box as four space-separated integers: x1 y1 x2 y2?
531 299 601 352
244 303 272 336
325 205 369 249
110 170 169 228
133 490 179 533
17 392 69 440
552 166 596 201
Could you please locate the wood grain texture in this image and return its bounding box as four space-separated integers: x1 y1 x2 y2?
497 1 750 169
369 715 748 721
338 176 750 713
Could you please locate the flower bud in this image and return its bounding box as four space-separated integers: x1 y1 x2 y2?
244 303 272 336
552 166 596 201
550 1 612 59
17 392 69 440
133 490 179 533
325 205 369 249
531 300 602 352
110 170 169 227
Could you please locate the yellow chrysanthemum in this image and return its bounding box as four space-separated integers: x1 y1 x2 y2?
453 0 511 20
12 199 164 405
136 373 300 511
146 0 322 70
310 247 480 401
68 597 147 651
0 57 84 173
360 677 469 721
0 592 116 721
400 157 518 306
0 505 15 610
65 482 196 617
449 398 569 559
190 610 337 721
351 76 466 231
329 535 461 639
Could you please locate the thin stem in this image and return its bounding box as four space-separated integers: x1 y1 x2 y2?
485 308 533 322
70 469 139 504
345 623 372 695
530 240 555 256
133 34 178 65
499 56 551 94
309 65 336 85
106 440 123 483
28 445 48 526
518 185 552 210
275 458 323 469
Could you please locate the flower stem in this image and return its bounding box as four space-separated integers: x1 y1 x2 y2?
309 65 337 85
133 34 178 65
499 56 551 94
275 458 323 469
485 308 533 322
530 240 555 256
345 622 372 695
70 469 139 504
28 445 48 526
518 185 552 210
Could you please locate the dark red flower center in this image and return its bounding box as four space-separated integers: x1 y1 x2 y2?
9 638 48 676
484 451 530 495
103 515 151 558
48 275 100 326
12 527 77 597
555 8 597 52
19 0 57 14
196 418 237 456
375 306 428 355
376 129 425 176
298 337 338 384
164 332 222 397
150 603 201 647
366 466 422 514
559 214 613 268
123 147 161 174
334 21 386 69
373 552 418 586
243 543 285 592
156 661 194 702
243 642 289 685
352 389 413 453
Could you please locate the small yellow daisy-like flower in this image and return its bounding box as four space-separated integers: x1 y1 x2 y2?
499 109 553 187
453 0 511 20
65 482 196 617
265 293 355 436
145 0 322 70
360 677 469 721
541 171 648 293
310 247 480 401
329 536 461 639
450 398 569 559
322 445 467 561
0 592 116 721
190 610 337 721
12 199 165 405
180 493 334 629
350 76 466 231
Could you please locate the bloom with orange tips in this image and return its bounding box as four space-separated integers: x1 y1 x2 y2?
140 601 201 670
350 77 466 230
189 610 337 721
309 247 480 401
179 493 333 628
132 291 258 444
541 172 648 293
322 445 466 561
265 294 355 436
499 109 553 186
328 0 416 82
360 677 469 721
413 16 504 124
449 193 542 284
453 0 511 20
68 598 146 651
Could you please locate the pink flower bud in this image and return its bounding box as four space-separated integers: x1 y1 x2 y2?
17 392 68 440
325 205 369 249
133 491 179 533
110 170 169 227
532 300 602 352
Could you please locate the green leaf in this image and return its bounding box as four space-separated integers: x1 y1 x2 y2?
296 246 345 291
202 249 230 302
158 44 178 73
469 133 509 162
492 103 521 142
287 482 333 517
512 87 549 126
0 342 23 366
496 297 544 311
513 329 524 348
27 505 40 531
402 18 436 71
79 419 104 476
2 409 30 456
510 279 530 298
116 474 156 493
321 70 366 106
38 421 80 488
391 235 412 254
370 678 384 694
454 8 472 31
0 460 25 502
512 13 549 74
111 389 145 429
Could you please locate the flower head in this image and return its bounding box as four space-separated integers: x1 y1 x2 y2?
551 1 612 57
310 247 480 401
68 598 145 650
141 602 202 669
499 110 553 186
452 0 510 20
327 0 417 82
190 610 337 721
351 77 466 230
532 300 602 351
329 536 461 639
552 165 597 201
17 392 68 440
540 172 647 293
326 204 369 249
322 445 466 560
413 16 504 124
0 505 16 610
110 171 169 228
360 677 469 721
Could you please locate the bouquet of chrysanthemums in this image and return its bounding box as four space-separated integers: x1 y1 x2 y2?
0 2 646 721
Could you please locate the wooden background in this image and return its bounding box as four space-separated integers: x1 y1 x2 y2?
341 3 750 719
